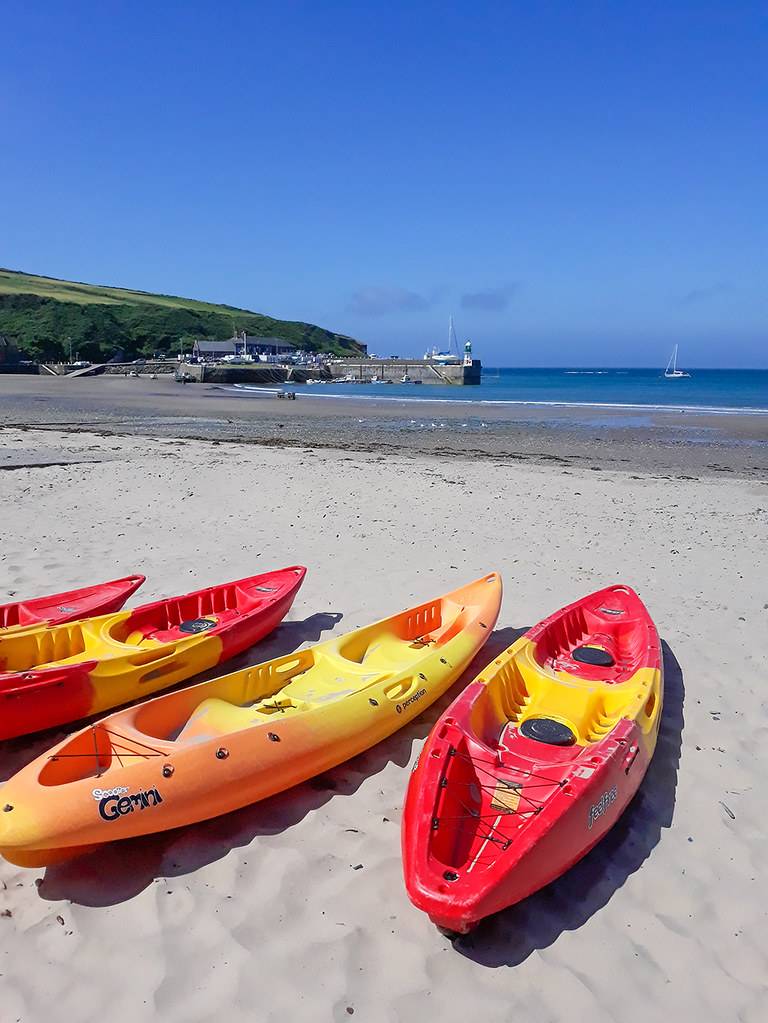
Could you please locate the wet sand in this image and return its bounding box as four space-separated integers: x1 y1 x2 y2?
2 374 768 479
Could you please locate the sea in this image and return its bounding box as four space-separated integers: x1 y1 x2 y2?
234 368 768 415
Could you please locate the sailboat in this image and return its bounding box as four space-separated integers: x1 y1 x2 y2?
424 316 462 364
664 344 691 379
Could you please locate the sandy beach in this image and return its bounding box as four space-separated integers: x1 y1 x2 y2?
1 421 766 1022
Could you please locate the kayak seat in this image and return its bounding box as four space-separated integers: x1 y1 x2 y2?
176 664 392 743
177 696 311 743
176 699 243 743
336 632 418 671
280 671 390 703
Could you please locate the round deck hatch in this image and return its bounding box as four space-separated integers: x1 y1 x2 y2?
519 717 576 746
178 617 217 634
572 645 614 667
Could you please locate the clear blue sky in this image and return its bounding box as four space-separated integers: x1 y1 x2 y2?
2 2 765 366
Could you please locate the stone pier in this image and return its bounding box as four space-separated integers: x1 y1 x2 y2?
329 359 481 385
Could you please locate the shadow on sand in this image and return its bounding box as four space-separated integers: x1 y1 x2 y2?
36 625 528 908
452 638 685 967
0 612 344 783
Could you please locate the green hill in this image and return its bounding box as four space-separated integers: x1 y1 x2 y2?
0 268 365 362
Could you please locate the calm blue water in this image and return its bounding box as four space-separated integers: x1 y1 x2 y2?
240 368 768 414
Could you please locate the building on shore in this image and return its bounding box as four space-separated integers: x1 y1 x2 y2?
192 333 297 360
192 339 238 359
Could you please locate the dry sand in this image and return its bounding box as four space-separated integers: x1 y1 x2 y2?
1 426 766 1022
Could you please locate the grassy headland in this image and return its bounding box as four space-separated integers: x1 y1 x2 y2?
0 268 365 362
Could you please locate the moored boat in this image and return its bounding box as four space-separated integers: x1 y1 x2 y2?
0 572 501 866
0 567 306 739
664 344 691 378
402 585 662 933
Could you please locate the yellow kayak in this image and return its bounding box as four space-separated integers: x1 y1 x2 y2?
0 572 502 866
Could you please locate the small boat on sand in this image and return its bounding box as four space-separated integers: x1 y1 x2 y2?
0 575 145 633
0 568 306 739
402 585 662 934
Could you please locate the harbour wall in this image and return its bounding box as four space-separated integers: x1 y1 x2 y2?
51 362 330 384
328 359 481 385
184 365 331 384
33 358 482 386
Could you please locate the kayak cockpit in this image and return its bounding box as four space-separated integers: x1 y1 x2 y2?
106 585 270 646
467 637 655 751
528 584 658 685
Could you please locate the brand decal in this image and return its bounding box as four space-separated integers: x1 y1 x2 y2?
396 688 427 714
56 605 77 613
97 787 164 822
588 785 618 829
92 786 129 800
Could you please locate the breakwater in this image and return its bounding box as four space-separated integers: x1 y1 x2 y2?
329 359 481 385
34 358 482 386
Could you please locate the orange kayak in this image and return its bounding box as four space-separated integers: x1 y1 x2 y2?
0 575 145 632
0 572 501 866
0 567 306 740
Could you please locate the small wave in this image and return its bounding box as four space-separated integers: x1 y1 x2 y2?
222 385 768 416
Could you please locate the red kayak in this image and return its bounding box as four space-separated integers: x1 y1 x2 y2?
0 566 306 739
0 575 145 632
402 585 663 933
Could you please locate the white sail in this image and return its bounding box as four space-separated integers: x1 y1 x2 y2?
664 344 691 378
448 316 461 358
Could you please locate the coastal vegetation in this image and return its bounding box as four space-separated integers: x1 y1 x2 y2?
0 268 365 362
